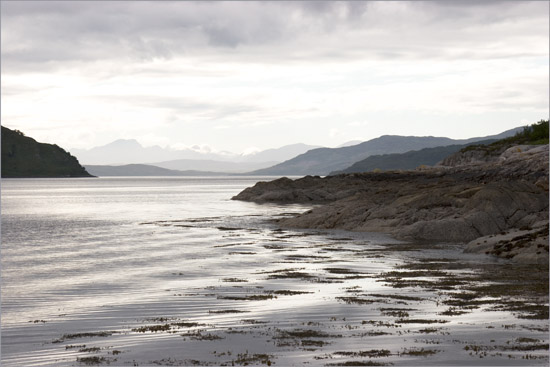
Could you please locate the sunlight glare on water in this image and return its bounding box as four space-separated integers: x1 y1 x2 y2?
1 177 548 366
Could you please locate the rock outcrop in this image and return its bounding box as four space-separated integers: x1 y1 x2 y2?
465 221 548 264
233 144 549 263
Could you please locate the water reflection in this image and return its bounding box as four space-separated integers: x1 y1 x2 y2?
1 178 548 366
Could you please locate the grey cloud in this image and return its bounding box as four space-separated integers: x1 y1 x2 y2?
91 94 264 121
2 1 294 62
1 1 547 72
90 92 314 123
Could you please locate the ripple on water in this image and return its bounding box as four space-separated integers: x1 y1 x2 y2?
2 178 548 366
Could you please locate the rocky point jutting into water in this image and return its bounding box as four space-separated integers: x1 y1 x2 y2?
234 141 549 264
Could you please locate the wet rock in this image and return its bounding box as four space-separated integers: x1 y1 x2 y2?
466 222 549 264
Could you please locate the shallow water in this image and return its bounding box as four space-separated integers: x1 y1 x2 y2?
1 177 548 366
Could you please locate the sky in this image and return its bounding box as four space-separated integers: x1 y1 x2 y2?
1 1 548 154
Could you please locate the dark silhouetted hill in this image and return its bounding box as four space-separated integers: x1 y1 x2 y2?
1 126 92 178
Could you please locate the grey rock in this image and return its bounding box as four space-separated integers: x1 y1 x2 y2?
465 222 549 264
234 144 549 263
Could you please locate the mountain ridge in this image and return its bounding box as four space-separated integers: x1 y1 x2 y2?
330 139 498 175
84 164 227 177
248 127 524 176
71 140 320 168
150 159 278 173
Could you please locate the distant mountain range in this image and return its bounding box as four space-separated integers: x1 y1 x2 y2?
84 164 224 177
1 124 532 178
71 140 320 171
71 139 233 165
151 159 278 173
249 127 524 176
2 126 92 178
66 126 527 177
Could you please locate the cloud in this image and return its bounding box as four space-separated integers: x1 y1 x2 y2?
1 1 547 152
2 1 547 73
241 146 261 156
90 94 263 121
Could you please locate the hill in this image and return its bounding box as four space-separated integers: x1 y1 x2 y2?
248 127 522 176
337 140 363 148
241 143 321 163
150 159 277 173
331 139 497 175
1 126 92 178
84 164 225 177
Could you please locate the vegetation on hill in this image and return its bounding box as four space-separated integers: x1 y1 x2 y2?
461 120 549 154
512 119 549 145
1 126 92 178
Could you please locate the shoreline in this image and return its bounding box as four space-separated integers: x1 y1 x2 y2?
233 144 549 263
3 177 548 366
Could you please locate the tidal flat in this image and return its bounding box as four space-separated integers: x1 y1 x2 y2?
1 177 548 366
6 218 549 366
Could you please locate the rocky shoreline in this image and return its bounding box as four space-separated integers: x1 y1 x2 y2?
233 145 549 263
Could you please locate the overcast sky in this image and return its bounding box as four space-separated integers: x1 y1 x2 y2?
1 1 548 153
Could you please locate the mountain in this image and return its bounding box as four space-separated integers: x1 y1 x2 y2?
1 126 92 178
337 140 363 148
240 143 321 162
71 140 320 169
151 159 278 173
330 140 497 175
248 127 524 176
71 139 237 165
84 164 224 177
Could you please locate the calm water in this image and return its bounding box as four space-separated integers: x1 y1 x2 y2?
2 177 548 366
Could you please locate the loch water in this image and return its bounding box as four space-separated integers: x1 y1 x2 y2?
1 177 548 366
